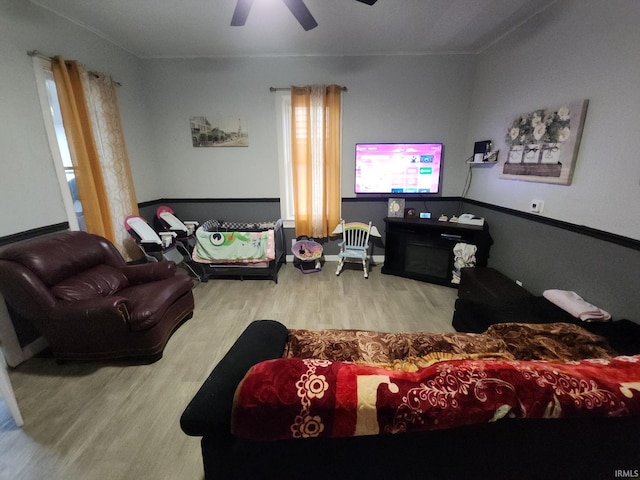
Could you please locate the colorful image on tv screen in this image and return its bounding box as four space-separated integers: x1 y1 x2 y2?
355 143 443 194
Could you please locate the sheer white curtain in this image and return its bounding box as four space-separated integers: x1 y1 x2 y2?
80 70 140 260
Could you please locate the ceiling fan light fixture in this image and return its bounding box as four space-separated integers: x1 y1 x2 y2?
231 0 376 30
282 0 318 31
231 0 254 26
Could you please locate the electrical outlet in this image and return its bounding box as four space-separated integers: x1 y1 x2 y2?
530 200 544 213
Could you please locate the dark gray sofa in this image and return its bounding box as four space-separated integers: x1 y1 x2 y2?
180 316 640 479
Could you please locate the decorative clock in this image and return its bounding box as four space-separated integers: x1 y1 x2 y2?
404 207 417 219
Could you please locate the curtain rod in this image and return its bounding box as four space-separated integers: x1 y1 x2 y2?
269 86 348 92
27 50 122 86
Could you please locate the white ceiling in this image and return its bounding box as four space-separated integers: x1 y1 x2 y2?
30 0 558 59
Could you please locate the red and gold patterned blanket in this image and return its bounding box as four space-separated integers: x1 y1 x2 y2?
231 323 640 441
232 355 640 441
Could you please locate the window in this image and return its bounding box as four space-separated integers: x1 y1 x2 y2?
275 91 295 228
275 86 342 236
32 56 85 231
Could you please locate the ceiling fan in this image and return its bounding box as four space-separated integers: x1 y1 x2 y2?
231 0 378 31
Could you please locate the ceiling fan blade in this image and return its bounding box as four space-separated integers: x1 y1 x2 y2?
356 0 378 5
231 0 254 26
282 0 318 31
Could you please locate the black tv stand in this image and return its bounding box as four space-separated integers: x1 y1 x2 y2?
381 217 492 286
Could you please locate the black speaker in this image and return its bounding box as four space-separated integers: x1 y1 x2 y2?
474 140 492 155
473 140 492 162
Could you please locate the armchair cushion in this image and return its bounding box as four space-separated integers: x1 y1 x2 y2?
51 265 129 301
3 231 126 287
120 273 194 331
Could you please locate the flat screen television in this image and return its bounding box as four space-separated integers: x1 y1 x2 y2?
354 143 443 195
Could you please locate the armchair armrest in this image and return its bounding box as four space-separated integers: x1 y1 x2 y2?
180 320 289 438
0 259 57 319
120 261 177 284
51 296 130 324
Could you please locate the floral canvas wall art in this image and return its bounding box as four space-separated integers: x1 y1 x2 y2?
501 99 588 185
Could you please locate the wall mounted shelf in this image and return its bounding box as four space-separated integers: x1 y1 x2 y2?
466 161 498 167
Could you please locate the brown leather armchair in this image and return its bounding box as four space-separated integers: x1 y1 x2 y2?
0 231 194 362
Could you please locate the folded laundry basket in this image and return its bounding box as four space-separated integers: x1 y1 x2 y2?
291 238 323 274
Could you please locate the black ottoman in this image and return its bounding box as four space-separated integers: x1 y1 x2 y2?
452 267 640 355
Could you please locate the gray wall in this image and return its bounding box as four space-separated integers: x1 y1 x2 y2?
1 0 476 235
4 1 638 240
462 203 640 321
141 55 476 200
0 0 153 236
465 0 640 242
459 0 640 321
2 1 639 322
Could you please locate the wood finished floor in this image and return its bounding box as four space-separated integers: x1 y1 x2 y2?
0 262 458 480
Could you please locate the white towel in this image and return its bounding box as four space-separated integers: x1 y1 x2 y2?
451 243 477 285
543 289 611 322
